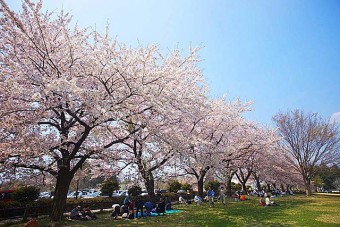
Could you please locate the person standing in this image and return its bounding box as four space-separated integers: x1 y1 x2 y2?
124 193 131 206
207 186 215 207
219 187 226 205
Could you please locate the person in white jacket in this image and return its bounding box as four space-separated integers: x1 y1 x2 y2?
265 195 278 206
194 195 202 205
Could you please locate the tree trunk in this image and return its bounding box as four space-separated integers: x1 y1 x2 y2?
50 171 73 221
255 176 261 191
197 177 204 197
235 170 251 194
226 176 232 197
141 170 155 198
267 183 271 191
304 177 312 196
241 182 247 194
281 184 285 192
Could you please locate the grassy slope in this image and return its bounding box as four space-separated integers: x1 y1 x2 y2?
5 194 340 227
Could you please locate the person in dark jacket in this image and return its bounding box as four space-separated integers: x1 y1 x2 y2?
156 198 166 215
136 199 144 218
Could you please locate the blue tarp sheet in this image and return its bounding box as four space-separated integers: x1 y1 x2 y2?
136 209 182 217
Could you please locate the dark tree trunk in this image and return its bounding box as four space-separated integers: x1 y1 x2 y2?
50 171 73 221
267 183 271 191
253 173 262 191
281 184 285 192
197 177 204 198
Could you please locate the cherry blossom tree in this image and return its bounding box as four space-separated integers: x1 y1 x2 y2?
254 147 303 192
176 97 252 197
114 67 207 197
235 126 279 193
0 0 205 220
215 123 278 194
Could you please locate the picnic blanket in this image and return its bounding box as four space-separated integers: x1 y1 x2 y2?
136 209 182 217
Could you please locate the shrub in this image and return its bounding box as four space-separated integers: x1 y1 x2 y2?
168 180 182 192
0 201 21 209
12 186 40 204
100 179 119 197
204 181 221 191
128 186 142 196
231 182 242 192
181 183 192 191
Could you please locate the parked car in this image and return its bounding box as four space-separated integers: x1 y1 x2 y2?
112 190 128 197
155 189 168 194
67 191 88 199
39 191 54 199
140 191 148 196
177 189 186 194
83 191 101 198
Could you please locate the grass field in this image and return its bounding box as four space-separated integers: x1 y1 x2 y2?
4 194 340 227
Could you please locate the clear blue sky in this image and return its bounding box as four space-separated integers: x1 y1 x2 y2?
7 0 340 126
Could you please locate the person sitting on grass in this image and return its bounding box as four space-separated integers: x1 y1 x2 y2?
144 200 154 217
232 191 240 201
259 195 266 206
83 206 97 220
120 204 129 218
70 206 86 220
156 198 166 216
265 195 278 206
179 195 187 205
111 204 120 219
165 195 173 210
194 195 203 205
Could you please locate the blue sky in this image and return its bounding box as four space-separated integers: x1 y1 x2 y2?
7 0 340 126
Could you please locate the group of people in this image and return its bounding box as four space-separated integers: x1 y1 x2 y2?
67 188 279 222
183 186 279 208
205 186 227 207
111 194 172 219
250 189 293 197
70 205 97 220
179 186 227 207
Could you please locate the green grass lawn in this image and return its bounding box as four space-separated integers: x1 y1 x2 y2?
4 194 340 227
